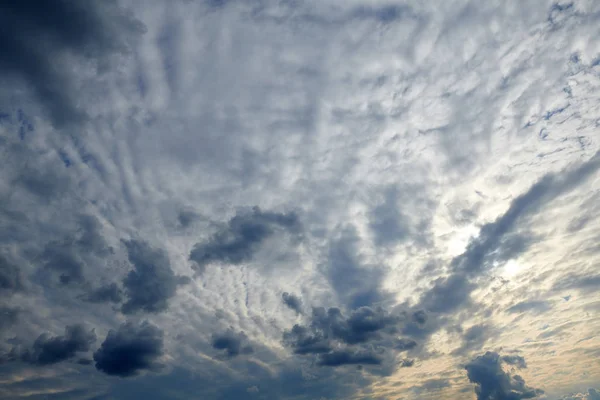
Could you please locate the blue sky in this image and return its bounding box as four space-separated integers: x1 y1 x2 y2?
0 1 599 399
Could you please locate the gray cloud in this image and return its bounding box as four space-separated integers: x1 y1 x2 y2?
0 0 145 126
94 321 164 377
317 349 381 367
501 355 527 369
284 306 411 371
453 324 495 356
0 306 19 332
0 254 23 295
20 324 96 365
189 207 301 274
465 352 543 400
506 300 553 315
325 227 390 309
121 239 190 314
211 330 254 358
419 153 600 315
282 292 303 314
81 282 123 304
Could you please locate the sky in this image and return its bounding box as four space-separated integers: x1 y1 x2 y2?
0 0 599 399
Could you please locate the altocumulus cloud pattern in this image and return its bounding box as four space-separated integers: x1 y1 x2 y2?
0 0 599 399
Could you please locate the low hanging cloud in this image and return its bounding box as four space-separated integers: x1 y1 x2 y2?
20 324 96 365
0 0 145 126
94 321 164 377
121 239 190 314
189 207 302 274
465 352 543 400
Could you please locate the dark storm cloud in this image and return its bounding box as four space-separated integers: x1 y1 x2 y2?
189 207 301 274
81 282 123 304
0 0 145 126
282 292 303 314
325 226 389 309
0 254 23 295
506 300 552 315
94 321 164 377
465 352 543 400
419 152 600 315
211 330 253 358
20 324 96 365
121 239 190 314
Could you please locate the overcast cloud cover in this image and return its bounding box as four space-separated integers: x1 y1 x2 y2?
0 0 599 399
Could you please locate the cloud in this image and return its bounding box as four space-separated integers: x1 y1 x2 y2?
211 330 253 358
316 349 381 367
94 321 164 377
284 306 410 371
0 254 23 295
81 282 123 304
0 0 145 126
506 300 553 315
410 378 451 394
325 227 390 309
282 292 303 314
419 153 600 315
189 207 301 274
121 239 189 314
20 324 96 365
501 355 527 369
0 306 19 331
465 352 543 400
453 324 495 356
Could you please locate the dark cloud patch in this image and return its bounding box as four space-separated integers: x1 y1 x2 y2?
399 358 415 367
282 292 303 314
412 310 427 325
81 282 123 304
94 321 164 377
211 330 253 358
284 306 408 372
189 207 301 274
502 355 527 369
506 300 553 315
465 352 543 400
121 239 189 314
0 0 145 126
317 349 381 367
325 227 389 309
21 324 96 365
0 254 23 295
419 153 600 315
